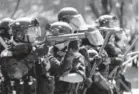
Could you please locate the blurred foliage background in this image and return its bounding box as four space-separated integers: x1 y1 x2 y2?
0 0 138 39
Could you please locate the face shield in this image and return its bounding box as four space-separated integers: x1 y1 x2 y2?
86 29 104 46
25 26 41 43
69 14 87 30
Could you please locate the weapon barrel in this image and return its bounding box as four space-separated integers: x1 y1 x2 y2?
47 33 85 41
122 55 138 66
120 51 139 57
99 27 122 33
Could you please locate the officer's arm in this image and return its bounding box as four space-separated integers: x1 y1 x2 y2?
93 72 113 94
59 53 86 83
48 53 61 69
75 54 86 79
57 50 74 76
105 42 121 57
0 36 8 49
12 43 32 57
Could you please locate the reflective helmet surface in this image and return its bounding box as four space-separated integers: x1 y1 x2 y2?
0 18 14 37
58 7 79 22
47 21 72 46
10 17 41 43
96 15 117 27
0 18 14 30
49 21 72 35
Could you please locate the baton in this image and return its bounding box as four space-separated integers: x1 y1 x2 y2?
109 36 138 78
122 55 138 66
83 31 111 94
120 51 139 58
122 36 138 60
99 27 123 33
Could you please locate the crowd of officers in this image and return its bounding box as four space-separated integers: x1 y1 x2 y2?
0 7 133 94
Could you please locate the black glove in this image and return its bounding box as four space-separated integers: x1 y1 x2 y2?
84 77 92 88
68 40 79 51
93 55 103 66
58 50 74 76
111 57 123 66
35 43 49 56
79 47 89 61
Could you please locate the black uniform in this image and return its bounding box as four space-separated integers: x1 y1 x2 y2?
49 40 86 94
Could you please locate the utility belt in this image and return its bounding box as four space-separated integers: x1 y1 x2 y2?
1 74 37 94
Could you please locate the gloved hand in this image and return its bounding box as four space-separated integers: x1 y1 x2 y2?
41 56 51 72
35 43 49 57
84 77 92 88
58 49 74 76
1 49 13 57
68 40 79 51
93 55 103 66
111 57 123 66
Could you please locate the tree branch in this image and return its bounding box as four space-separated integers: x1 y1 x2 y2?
89 0 100 18
11 0 21 18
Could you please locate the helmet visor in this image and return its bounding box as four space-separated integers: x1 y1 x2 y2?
25 26 41 43
70 14 86 29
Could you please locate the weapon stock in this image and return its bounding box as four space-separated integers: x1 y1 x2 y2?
34 33 85 46
47 33 85 41
45 27 122 43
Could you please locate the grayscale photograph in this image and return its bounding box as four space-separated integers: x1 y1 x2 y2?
0 0 138 94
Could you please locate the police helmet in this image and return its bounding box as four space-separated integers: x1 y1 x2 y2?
0 18 14 30
49 21 72 35
10 17 41 43
58 7 79 23
47 21 72 45
96 15 117 27
0 18 14 38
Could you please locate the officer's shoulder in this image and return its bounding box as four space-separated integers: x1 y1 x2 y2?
74 51 84 59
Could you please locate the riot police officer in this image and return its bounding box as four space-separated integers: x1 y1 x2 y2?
0 18 14 52
0 17 43 94
57 7 113 94
58 7 88 31
47 21 86 94
0 18 14 94
96 15 131 94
